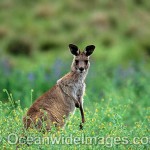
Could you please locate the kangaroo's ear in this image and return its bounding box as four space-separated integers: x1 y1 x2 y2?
69 44 80 56
84 45 95 56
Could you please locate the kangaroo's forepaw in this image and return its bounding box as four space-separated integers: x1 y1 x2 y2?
75 102 80 108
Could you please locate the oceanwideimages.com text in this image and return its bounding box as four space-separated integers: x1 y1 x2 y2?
0 133 149 147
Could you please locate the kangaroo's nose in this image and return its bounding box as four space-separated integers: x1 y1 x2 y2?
79 67 84 72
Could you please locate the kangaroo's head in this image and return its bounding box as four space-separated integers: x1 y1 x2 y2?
69 44 95 74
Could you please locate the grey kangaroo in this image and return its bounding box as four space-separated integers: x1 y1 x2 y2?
23 44 95 130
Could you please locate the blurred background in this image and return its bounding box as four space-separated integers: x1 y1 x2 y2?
0 0 150 108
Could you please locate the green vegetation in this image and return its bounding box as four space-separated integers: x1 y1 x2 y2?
0 62 149 149
0 0 150 149
0 0 150 68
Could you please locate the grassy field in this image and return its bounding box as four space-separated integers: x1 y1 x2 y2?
0 60 149 149
0 0 150 149
0 0 150 68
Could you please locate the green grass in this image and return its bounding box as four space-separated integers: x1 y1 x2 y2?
0 61 149 149
0 0 150 149
0 0 150 66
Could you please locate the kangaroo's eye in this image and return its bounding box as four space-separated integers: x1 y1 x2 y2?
75 60 79 65
85 60 88 65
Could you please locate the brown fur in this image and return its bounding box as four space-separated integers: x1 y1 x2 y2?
23 44 95 131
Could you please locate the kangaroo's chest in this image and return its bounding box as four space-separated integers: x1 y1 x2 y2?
71 82 85 99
